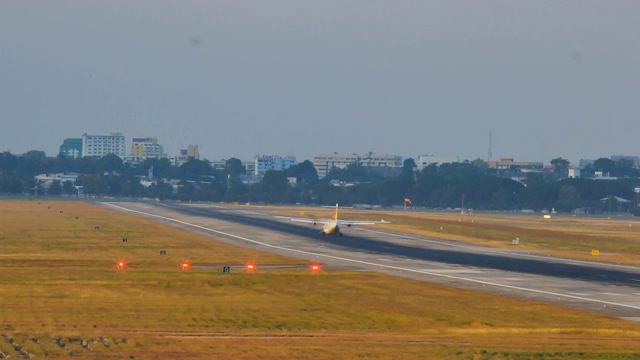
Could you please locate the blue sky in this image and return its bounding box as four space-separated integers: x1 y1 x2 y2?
1 1 638 165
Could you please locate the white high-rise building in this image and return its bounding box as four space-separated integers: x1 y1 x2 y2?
82 133 125 158
254 155 296 175
313 153 402 178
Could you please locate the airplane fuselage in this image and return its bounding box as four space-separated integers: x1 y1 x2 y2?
322 221 341 236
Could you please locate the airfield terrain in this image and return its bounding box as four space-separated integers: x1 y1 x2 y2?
1 200 640 359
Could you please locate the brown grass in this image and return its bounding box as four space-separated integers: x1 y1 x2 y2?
1 200 640 359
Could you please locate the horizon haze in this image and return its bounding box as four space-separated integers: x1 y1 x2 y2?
1 1 639 165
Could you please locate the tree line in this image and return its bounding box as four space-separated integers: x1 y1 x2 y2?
1 151 639 215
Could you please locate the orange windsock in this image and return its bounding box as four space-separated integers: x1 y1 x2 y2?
404 198 412 204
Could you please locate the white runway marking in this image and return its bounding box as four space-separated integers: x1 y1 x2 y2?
102 202 640 312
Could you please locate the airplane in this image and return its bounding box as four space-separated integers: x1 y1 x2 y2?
279 203 390 237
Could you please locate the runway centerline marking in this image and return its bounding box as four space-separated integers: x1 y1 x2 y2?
102 202 640 312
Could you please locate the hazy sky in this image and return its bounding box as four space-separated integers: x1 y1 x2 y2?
1 1 639 165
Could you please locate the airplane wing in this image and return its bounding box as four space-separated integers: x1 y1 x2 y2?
338 220 391 226
276 217 389 225
275 216 330 224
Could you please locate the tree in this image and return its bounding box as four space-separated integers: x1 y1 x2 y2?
469 158 489 171
326 162 378 183
228 177 249 201
259 170 289 203
555 185 580 212
133 158 173 179
593 158 615 176
177 158 213 179
402 158 417 176
148 181 174 200
225 158 245 176
0 151 19 171
289 160 318 185
0 171 25 194
62 181 76 195
48 180 63 196
96 154 124 174
550 157 570 175
614 158 637 178
78 175 108 195
20 150 49 174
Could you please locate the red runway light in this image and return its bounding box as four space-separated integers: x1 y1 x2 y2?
181 261 190 270
116 260 126 270
245 263 255 271
310 264 321 272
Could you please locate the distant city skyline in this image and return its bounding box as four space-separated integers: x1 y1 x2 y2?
2 1 639 165
19 129 640 167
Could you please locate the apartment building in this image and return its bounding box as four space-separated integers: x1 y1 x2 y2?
131 137 163 158
59 138 82 158
313 153 402 178
254 155 296 175
82 133 125 158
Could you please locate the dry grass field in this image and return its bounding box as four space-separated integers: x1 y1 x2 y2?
1 200 640 359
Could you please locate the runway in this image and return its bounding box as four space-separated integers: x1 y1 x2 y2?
101 201 640 321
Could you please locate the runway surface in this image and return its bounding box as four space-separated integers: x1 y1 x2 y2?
102 201 640 321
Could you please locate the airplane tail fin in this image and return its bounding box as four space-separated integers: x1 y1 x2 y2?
333 203 339 220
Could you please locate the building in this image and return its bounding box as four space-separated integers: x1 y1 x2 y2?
209 159 255 174
173 145 200 166
611 155 640 168
125 138 164 166
313 153 402 178
59 138 82 158
568 167 581 178
82 133 125 158
415 155 459 170
131 137 163 158
578 159 595 169
254 155 296 175
487 158 543 172
34 173 79 188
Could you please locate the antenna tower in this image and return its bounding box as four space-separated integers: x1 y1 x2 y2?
487 129 493 162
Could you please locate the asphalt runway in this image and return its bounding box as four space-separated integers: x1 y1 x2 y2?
102 201 640 321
